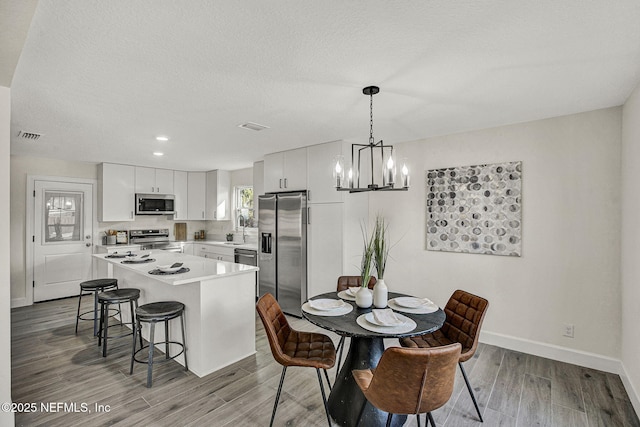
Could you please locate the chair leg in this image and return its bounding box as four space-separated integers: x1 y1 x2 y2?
323 368 332 391
335 336 345 382
130 318 139 375
92 290 100 336
101 303 109 357
180 311 188 371
75 291 83 334
165 318 170 359
270 366 287 427
146 322 155 388
417 412 421 427
427 412 436 427
316 368 331 427
459 362 483 422
386 413 393 427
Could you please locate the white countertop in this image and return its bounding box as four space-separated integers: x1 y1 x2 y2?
93 251 258 285
186 240 258 251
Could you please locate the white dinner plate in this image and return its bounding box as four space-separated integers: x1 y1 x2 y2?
157 264 183 273
388 298 439 314
337 290 356 301
365 311 405 327
302 302 353 317
307 298 346 311
356 313 417 334
393 297 433 308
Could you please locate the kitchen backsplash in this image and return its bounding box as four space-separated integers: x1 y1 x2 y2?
97 217 256 243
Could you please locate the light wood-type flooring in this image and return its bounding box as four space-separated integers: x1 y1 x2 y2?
11 297 640 426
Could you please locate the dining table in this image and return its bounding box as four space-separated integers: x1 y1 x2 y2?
302 290 446 427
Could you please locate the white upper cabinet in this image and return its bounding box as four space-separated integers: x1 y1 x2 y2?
135 167 174 194
187 172 206 220
206 170 231 220
173 171 188 220
307 141 344 203
155 169 174 194
98 163 135 222
264 147 307 192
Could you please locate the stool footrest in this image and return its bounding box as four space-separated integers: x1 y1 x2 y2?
132 342 186 365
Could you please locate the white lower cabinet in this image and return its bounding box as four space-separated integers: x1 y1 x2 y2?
195 244 234 262
307 203 343 297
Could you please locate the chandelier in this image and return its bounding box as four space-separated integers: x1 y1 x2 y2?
334 86 410 193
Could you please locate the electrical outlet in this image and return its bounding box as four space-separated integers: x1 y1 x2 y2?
563 323 574 338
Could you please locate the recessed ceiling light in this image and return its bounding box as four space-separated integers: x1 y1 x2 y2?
238 122 269 131
153 152 164 156
156 136 169 141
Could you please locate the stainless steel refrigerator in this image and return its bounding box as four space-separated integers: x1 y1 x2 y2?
258 191 307 317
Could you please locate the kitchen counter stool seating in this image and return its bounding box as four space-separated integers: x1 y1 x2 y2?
130 301 188 388
334 275 377 380
256 293 335 427
75 278 119 336
353 344 462 427
399 289 489 422
97 288 140 357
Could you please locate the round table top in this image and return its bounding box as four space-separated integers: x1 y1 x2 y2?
302 291 446 338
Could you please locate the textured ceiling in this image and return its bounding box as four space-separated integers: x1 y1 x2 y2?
9 0 640 171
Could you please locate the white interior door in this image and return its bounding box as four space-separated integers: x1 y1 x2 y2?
33 180 93 302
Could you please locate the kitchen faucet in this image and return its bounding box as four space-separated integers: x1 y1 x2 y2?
238 213 247 243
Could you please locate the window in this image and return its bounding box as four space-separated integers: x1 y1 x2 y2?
44 191 83 243
235 186 256 229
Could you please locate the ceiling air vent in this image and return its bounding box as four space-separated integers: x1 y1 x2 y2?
238 122 269 131
18 131 43 141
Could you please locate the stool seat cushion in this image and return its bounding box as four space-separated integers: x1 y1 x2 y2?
98 288 140 303
80 278 118 291
136 301 185 320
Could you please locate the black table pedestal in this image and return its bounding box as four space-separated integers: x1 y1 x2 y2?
327 336 406 427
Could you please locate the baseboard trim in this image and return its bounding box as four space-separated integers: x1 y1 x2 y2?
11 297 29 309
620 363 640 419
480 330 622 374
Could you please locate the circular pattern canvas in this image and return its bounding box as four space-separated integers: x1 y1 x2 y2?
426 161 522 256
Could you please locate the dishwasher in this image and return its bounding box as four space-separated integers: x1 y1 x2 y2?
234 248 257 266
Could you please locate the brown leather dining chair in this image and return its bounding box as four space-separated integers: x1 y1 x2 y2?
334 276 376 379
353 344 462 427
256 293 336 427
399 289 489 422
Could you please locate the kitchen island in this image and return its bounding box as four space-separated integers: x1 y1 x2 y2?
93 251 259 377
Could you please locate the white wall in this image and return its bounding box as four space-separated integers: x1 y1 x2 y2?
621 82 640 413
368 108 622 360
1 87 15 426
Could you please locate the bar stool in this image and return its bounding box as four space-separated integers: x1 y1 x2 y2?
130 301 188 388
75 278 118 336
97 288 140 357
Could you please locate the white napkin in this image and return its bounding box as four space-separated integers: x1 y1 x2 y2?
308 299 344 311
346 287 361 297
372 309 404 326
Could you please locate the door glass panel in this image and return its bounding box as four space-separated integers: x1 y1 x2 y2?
44 191 83 243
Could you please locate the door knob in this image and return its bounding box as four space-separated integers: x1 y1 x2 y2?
86 243 92 247
85 235 91 239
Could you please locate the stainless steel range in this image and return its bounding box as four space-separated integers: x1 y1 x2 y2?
129 229 183 253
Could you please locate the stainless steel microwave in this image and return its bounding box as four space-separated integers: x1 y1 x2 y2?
135 194 175 215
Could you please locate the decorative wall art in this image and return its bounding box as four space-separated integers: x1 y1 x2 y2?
426 161 522 256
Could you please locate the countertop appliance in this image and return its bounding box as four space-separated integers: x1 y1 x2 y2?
258 191 307 317
135 193 175 215
129 229 183 252
235 248 257 266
